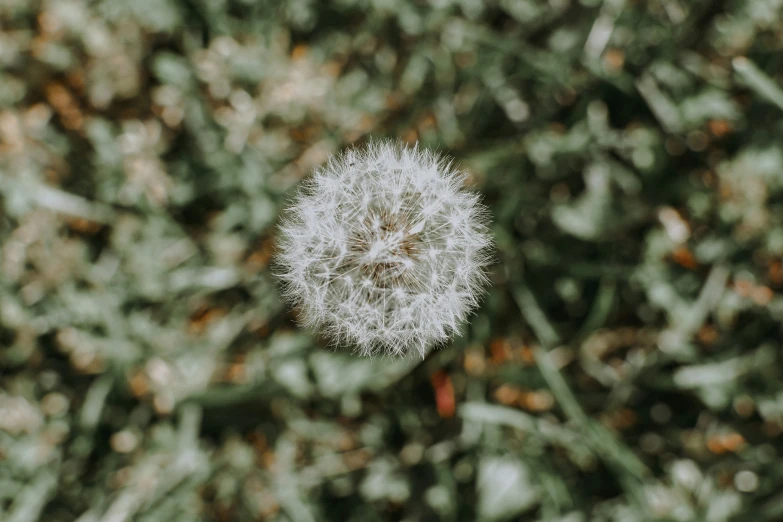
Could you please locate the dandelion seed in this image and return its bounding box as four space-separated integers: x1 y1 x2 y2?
275 140 493 357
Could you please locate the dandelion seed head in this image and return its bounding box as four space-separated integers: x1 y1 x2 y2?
276 140 493 357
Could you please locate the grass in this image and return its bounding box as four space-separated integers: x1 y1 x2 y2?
2 0 783 520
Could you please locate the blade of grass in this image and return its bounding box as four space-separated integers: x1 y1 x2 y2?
573 277 617 343
6 470 58 522
734 57 783 113
512 282 655 512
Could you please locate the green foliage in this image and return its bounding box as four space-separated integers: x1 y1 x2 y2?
2 0 783 521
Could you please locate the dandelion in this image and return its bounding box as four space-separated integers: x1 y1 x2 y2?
275 140 493 357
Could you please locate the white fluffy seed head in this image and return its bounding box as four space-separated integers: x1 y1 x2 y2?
275 140 493 358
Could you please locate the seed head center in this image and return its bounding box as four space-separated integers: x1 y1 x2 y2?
351 211 421 288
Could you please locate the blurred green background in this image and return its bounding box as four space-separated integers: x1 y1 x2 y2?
2 0 783 520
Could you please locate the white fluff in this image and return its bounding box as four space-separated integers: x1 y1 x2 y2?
275 141 493 358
